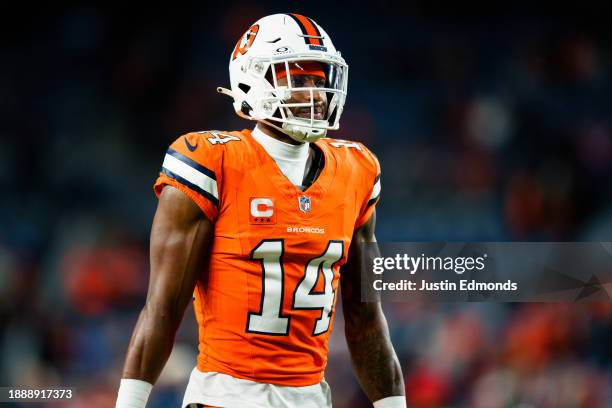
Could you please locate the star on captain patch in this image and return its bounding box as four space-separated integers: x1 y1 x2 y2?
298 195 311 213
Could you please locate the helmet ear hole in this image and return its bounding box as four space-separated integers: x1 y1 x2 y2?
238 83 251 94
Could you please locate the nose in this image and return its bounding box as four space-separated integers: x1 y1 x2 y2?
298 78 325 96
294 86 325 103
295 91 326 112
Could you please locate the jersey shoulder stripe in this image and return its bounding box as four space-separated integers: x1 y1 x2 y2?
161 148 219 206
367 173 381 207
166 148 217 180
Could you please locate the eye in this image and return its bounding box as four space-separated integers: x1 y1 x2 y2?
292 76 305 87
315 79 326 88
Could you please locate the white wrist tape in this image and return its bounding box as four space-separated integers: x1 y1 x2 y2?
373 396 407 408
116 378 153 408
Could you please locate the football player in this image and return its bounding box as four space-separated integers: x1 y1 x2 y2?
116 13 405 408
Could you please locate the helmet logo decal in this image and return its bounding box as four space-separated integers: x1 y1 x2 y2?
232 24 259 60
286 14 324 46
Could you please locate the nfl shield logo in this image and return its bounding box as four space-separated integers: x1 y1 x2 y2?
298 195 311 213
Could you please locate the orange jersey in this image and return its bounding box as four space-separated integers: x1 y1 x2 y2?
154 129 381 386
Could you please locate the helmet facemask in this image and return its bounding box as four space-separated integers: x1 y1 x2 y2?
256 57 348 142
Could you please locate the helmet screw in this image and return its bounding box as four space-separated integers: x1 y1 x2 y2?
254 63 264 73
263 102 272 112
241 64 247 73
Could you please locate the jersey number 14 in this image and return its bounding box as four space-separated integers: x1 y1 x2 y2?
247 240 344 336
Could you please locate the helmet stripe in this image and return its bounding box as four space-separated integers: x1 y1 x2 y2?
287 13 323 46
304 16 323 39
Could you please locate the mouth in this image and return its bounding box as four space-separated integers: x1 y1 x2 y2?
295 105 326 120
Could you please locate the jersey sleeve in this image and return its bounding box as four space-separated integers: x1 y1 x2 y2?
153 132 222 222
354 146 381 229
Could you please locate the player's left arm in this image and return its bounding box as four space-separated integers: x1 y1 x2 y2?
341 209 406 406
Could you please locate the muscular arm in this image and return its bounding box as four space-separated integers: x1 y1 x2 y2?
341 210 405 402
121 186 213 383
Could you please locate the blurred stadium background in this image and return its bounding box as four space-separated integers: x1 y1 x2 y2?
2 3 612 407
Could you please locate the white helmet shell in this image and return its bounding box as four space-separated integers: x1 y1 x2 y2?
220 13 348 142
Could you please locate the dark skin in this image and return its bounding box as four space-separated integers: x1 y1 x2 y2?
122 186 213 383
341 211 405 401
121 75 404 401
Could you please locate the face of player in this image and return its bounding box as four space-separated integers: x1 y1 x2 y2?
277 74 328 120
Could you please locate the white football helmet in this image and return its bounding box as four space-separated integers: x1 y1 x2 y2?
217 13 348 142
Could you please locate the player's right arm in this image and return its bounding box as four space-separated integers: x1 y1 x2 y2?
116 186 213 407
